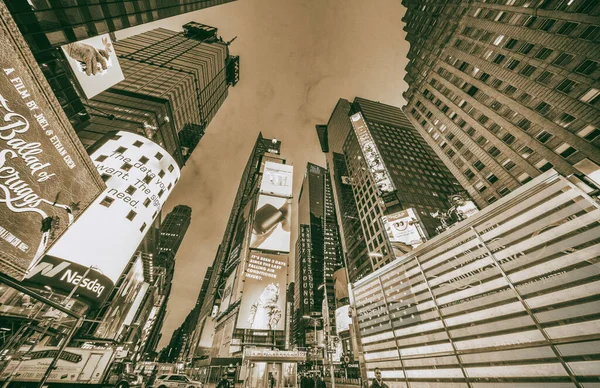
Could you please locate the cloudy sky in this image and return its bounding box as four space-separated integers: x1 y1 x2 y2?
118 0 409 349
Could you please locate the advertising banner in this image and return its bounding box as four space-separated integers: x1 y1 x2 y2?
335 305 351 333
350 112 395 193
0 8 104 281
260 161 293 198
237 252 287 331
0 346 113 384
382 208 425 253
250 195 291 253
25 131 180 305
61 34 124 98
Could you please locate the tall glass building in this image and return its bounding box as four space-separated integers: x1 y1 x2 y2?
402 0 600 210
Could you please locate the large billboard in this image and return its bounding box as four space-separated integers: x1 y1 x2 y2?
0 8 104 281
382 208 425 254
24 132 180 305
260 161 293 198
350 112 395 193
237 252 288 331
61 34 124 99
250 195 291 253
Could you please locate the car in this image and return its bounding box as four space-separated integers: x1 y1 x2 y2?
152 374 203 388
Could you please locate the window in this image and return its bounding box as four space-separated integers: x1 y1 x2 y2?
536 71 554 85
552 53 574 67
125 185 136 195
139 156 149 164
455 140 464 150
555 113 576 127
447 149 456 157
133 140 143 147
493 35 505 46
520 64 537 76
503 85 517 95
518 92 532 104
539 19 556 31
488 195 498 204
555 143 577 158
579 88 600 104
575 60 599 76
155 152 164 160
464 169 476 180
555 78 578 94
535 102 552 116
536 159 554 172
473 160 485 171
497 186 511 196
518 173 532 183
502 133 516 145
517 118 531 131
504 38 519 49
126 210 137 221
95 155 107 162
518 43 535 54
503 159 516 170
476 136 488 145
493 53 506 64
487 173 499 184
475 181 487 192
580 25 600 41
505 58 520 70
488 146 501 157
524 16 537 28
467 127 476 136
100 196 114 208
557 21 578 36
519 146 534 159
536 130 553 143
578 125 600 141
535 47 553 60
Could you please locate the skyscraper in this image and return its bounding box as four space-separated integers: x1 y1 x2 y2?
402 0 600 209
80 22 240 166
318 97 465 272
294 163 343 348
4 0 237 129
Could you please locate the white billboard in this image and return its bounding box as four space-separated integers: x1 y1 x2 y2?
260 161 293 198
250 195 292 253
25 132 180 305
335 305 351 333
382 208 425 252
350 112 395 193
62 34 124 98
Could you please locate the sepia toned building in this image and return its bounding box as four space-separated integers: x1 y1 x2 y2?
402 0 600 210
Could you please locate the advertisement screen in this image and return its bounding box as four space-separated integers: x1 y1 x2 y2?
61 34 124 98
350 112 395 193
25 132 180 305
0 18 104 281
260 161 293 198
94 256 146 339
250 195 291 253
237 252 288 331
382 208 425 253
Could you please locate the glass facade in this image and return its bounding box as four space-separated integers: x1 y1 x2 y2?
352 170 600 387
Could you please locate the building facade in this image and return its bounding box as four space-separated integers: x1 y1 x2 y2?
294 163 343 349
80 22 240 166
351 170 600 387
4 0 237 129
402 0 600 210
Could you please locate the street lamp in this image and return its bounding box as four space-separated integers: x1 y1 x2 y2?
316 284 336 388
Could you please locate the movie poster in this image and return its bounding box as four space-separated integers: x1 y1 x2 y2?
0 5 104 281
382 208 425 254
237 252 288 331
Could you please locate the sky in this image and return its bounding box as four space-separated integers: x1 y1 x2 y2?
118 0 410 349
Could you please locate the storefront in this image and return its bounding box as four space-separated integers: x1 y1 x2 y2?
242 349 306 388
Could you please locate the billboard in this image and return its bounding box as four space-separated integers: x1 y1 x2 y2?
382 208 425 253
260 161 293 198
61 34 124 98
237 252 288 330
24 132 180 305
250 195 291 253
335 305 351 333
350 112 395 193
0 10 104 281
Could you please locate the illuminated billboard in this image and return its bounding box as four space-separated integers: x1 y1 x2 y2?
61 34 124 99
237 252 288 331
382 208 425 253
250 195 291 253
350 112 395 193
0 17 104 281
24 132 180 305
260 161 293 198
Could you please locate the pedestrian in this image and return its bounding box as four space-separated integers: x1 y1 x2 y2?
269 372 276 388
369 368 388 388
217 374 231 388
316 375 326 388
